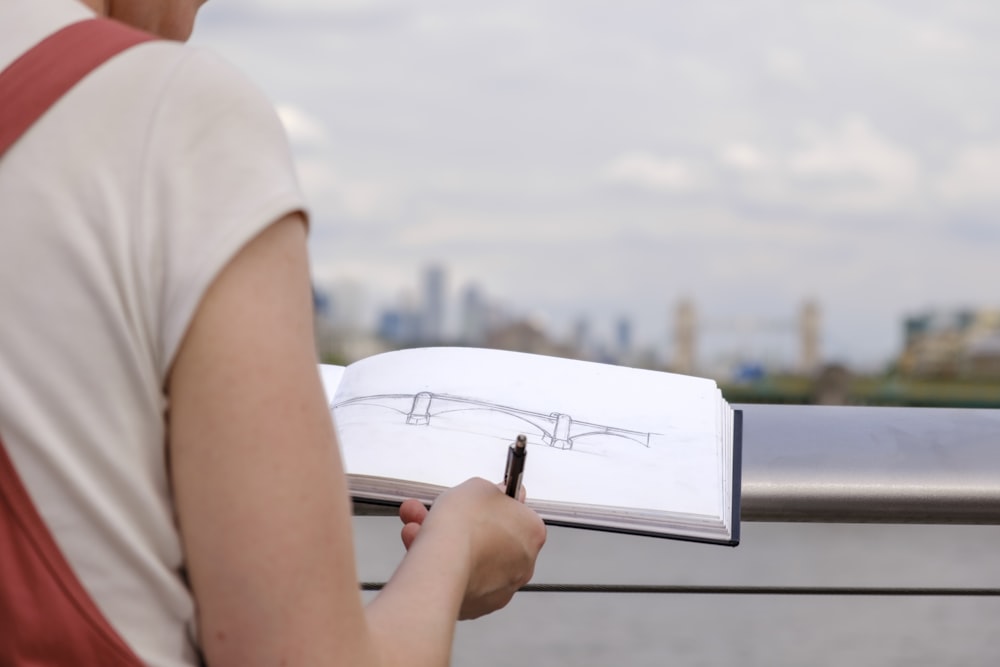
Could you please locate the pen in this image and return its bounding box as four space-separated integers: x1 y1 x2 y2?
504 434 527 498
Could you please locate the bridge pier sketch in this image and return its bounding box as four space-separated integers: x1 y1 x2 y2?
332 391 654 453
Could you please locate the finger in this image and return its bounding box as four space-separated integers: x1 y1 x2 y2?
494 481 528 504
399 498 429 525
400 522 421 550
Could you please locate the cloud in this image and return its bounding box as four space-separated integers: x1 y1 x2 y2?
277 104 330 148
272 104 399 221
293 156 338 200
336 179 396 220
289 155 397 222
935 142 1000 203
785 116 920 211
309 170 397 222
613 119 922 218
196 0 409 31
908 21 973 55
244 0 397 13
719 142 770 172
193 0 1000 368
602 152 704 193
765 48 810 88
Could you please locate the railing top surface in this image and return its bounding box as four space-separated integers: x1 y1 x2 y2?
737 404 1000 523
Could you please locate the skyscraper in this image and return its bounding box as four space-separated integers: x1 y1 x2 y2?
673 299 696 374
421 264 446 343
571 316 591 359
615 316 632 361
460 283 486 345
799 300 821 375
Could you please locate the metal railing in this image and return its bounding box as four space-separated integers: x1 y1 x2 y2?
355 405 1000 596
738 404 1000 524
356 404 1000 523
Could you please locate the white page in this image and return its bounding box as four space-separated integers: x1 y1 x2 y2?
330 347 725 519
319 364 346 403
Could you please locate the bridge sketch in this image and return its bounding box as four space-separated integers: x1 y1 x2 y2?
332 391 654 452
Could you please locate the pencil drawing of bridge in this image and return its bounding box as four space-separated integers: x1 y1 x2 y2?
332 392 653 451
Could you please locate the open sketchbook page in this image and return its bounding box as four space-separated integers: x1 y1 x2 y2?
319 364 346 399
326 347 727 520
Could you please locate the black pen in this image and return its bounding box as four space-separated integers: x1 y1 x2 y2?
504 434 528 498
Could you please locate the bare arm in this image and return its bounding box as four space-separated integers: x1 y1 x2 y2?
167 215 545 667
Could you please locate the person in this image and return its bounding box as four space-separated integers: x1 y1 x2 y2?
0 1 547 665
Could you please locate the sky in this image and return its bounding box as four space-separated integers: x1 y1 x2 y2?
192 0 1000 371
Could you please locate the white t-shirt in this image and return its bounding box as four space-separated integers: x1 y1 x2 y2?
0 2 307 665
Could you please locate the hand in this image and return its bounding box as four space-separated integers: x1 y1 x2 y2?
397 478 546 620
398 483 527 551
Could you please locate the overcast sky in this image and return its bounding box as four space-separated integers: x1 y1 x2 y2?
192 0 1000 370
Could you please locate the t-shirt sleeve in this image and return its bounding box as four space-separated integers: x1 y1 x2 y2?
140 47 309 380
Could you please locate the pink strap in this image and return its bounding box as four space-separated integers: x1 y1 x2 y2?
0 439 147 665
0 17 155 158
0 17 156 665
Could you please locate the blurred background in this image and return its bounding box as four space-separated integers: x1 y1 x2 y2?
194 1 1000 663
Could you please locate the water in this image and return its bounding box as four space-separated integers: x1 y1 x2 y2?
355 519 1000 666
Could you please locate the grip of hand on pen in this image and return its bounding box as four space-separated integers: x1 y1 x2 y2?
504 435 527 499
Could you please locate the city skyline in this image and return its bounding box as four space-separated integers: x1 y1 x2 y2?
195 1 1000 369
316 263 828 374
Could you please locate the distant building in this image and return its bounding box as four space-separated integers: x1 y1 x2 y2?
313 281 370 362
570 317 592 359
459 283 487 345
964 332 1000 377
615 316 632 362
376 287 424 347
799 300 821 376
313 286 331 319
377 304 422 346
898 308 1000 378
485 319 576 358
457 282 515 346
672 299 696 374
313 285 337 361
420 264 446 343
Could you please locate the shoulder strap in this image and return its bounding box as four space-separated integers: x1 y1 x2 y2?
0 18 158 665
0 18 155 159
0 437 148 665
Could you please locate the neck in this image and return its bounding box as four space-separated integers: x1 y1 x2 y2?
77 1 109 16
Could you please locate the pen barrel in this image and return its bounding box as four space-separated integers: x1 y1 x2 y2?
504 441 527 498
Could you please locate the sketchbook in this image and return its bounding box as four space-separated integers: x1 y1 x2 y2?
320 347 741 546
